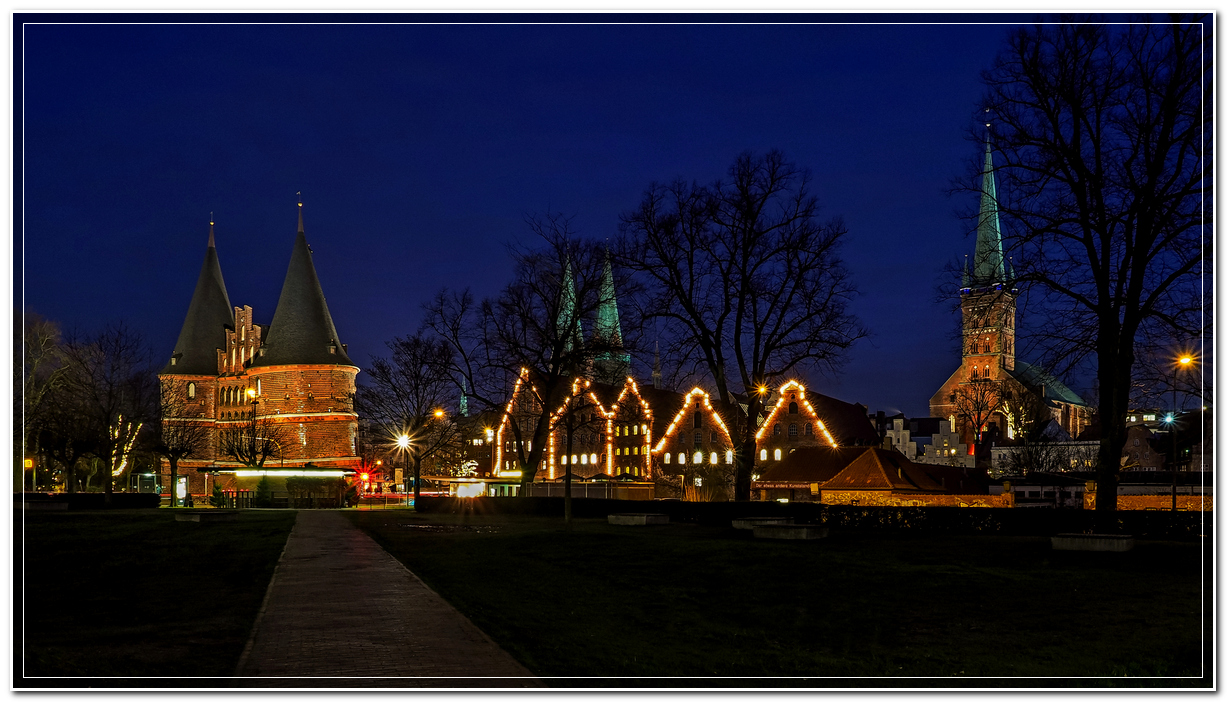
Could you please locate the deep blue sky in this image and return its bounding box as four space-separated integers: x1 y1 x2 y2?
19 15 1075 417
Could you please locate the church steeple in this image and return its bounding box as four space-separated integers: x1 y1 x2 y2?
460 377 469 418
252 201 354 367
556 256 583 355
971 134 1006 287
593 248 631 384
163 219 234 375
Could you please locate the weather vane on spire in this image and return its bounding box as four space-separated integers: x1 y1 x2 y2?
297 191 302 205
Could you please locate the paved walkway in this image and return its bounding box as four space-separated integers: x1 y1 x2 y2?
234 510 541 687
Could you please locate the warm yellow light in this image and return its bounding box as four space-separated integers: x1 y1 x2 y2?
24 459 32 468
434 409 445 418
376 460 382 466
246 388 256 398
1179 356 1193 365
396 435 410 449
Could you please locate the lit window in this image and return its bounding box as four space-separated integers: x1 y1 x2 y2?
678 453 686 465
774 449 782 461
590 453 597 464
760 449 767 461
187 382 196 399
726 450 734 463
710 452 718 465
694 451 702 464
616 448 621 456
664 453 671 464
581 454 588 465
256 378 261 396
571 454 577 465
633 425 638 435
642 424 647 433
633 447 639 455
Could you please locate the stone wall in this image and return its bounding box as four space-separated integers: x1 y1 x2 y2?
820 489 1014 508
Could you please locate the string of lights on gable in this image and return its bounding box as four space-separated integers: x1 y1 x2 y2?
754 380 838 448
651 387 733 454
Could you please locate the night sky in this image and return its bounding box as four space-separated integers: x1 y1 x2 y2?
19 14 1078 418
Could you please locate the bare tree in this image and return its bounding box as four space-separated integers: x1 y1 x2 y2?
949 378 1004 455
619 151 866 500
217 410 285 471
425 214 617 491
18 311 67 489
58 324 157 501
976 17 1208 518
148 379 212 507
358 333 462 505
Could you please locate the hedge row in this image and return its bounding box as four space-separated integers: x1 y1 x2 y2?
414 496 1210 539
17 493 162 510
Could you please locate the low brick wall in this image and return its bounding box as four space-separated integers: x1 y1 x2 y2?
1083 493 1212 511
820 490 1014 508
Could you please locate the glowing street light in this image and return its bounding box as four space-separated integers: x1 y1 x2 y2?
433 409 445 418
396 434 410 450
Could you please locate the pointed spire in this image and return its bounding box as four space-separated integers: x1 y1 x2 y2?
253 201 353 367
163 220 234 375
556 256 583 354
971 133 1006 287
594 248 623 346
652 340 663 389
961 255 970 288
208 213 215 248
297 192 304 233
460 377 469 418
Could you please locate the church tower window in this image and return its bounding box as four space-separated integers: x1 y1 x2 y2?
789 402 798 414
187 382 196 399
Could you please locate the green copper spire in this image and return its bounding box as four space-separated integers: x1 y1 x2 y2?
593 248 631 384
594 249 623 346
556 256 583 354
459 376 469 417
972 134 1006 286
961 255 970 288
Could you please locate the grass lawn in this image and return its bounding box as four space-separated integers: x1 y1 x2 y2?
17 509 297 686
347 510 1210 687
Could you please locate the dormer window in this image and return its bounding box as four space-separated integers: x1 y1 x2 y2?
329 345 336 354
170 357 177 366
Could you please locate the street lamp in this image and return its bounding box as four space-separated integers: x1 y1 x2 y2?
396 433 410 497
1169 353 1195 512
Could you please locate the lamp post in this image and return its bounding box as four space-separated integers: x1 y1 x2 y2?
397 433 410 501
1169 354 1194 512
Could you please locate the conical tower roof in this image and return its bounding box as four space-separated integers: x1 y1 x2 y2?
594 249 623 346
556 256 583 354
971 134 1006 287
252 203 354 367
163 220 234 375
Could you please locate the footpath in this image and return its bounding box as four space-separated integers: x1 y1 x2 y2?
233 510 541 688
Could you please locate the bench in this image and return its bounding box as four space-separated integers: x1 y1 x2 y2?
732 517 793 530
1051 533 1134 552
175 509 241 523
608 513 669 526
753 524 828 540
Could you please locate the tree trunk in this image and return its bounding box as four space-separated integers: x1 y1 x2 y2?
734 421 756 501
564 416 574 524
412 456 422 510
168 457 179 508
1094 344 1134 532
65 457 76 495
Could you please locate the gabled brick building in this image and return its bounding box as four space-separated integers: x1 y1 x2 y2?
159 204 360 496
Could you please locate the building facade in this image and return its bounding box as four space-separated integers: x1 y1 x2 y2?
159 205 360 497
930 135 1091 448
